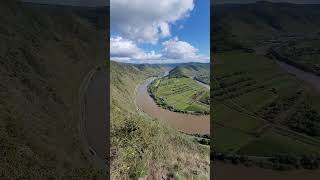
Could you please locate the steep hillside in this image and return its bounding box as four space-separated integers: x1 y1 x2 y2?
213 1 320 52
133 64 171 77
169 63 210 84
0 1 106 178
110 61 209 179
213 51 320 169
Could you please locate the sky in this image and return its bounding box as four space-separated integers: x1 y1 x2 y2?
110 0 210 64
215 0 320 4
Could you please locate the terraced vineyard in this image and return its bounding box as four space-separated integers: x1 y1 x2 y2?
149 77 210 115
213 51 320 168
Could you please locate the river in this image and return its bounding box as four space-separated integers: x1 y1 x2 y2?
135 77 210 135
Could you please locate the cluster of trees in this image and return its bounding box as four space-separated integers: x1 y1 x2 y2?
268 48 320 76
270 154 320 170
213 82 264 101
286 102 320 136
213 152 320 171
214 71 247 81
258 93 300 122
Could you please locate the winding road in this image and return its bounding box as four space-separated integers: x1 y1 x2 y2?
79 66 108 167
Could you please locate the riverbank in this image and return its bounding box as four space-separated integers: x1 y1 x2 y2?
147 76 210 115
136 78 210 135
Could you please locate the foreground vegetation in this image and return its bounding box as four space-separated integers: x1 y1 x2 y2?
110 61 209 179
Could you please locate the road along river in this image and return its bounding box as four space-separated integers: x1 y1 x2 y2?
79 66 108 167
275 60 320 91
135 78 210 135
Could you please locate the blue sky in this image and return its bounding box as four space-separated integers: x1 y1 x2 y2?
172 0 210 56
110 0 210 64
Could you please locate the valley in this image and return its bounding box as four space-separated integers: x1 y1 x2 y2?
110 61 210 179
212 1 320 173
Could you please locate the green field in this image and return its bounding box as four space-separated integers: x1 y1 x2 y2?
213 51 320 158
149 77 210 114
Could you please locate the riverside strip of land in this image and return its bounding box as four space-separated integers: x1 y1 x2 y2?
136 77 210 135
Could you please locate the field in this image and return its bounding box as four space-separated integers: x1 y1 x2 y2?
213 51 320 167
149 77 210 114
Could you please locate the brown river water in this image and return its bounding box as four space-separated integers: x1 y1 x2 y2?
135 78 210 135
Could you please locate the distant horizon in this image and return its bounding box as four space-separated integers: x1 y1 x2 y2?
110 60 209 65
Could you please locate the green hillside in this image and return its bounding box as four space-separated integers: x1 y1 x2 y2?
213 51 320 169
148 63 210 115
213 1 320 51
110 61 209 179
169 63 210 84
0 1 106 178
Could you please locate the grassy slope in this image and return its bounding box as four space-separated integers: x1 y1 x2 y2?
0 1 106 178
213 2 320 51
110 61 209 179
169 63 210 84
147 63 210 114
213 51 320 156
150 77 209 114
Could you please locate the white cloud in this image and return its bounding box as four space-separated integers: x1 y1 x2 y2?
111 36 209 64
110 0 194 44
162 37 209 63
110 36 162 62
